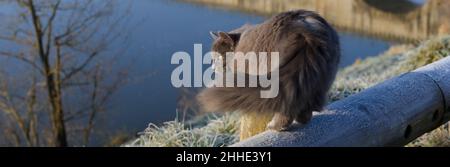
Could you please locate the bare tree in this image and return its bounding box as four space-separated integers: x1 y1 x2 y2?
0 0 129 146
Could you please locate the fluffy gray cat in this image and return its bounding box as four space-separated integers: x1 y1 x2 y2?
197 10 340 131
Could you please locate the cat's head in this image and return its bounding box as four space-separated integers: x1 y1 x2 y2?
210 31 240 71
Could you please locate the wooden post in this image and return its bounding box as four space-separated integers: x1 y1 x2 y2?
239 112 273 141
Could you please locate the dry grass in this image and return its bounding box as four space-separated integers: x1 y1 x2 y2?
124 114 239 147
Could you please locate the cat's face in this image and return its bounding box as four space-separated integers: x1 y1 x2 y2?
210 31 240 72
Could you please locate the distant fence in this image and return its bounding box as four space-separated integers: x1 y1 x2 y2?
232 56 450 147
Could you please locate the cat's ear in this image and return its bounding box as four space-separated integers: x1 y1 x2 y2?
218 31 241 45
218 31 231 40
210 31 219 40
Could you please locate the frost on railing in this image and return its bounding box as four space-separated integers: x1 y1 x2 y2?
233 56 450 147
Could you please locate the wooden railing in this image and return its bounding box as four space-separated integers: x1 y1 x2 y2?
232 56 450 147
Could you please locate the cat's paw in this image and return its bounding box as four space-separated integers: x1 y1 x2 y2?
266 113 293 131
266 120 289 131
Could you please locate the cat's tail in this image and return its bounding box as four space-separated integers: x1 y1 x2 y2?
196 86 276 113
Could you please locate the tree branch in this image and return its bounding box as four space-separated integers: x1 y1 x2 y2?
0 51 45 75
